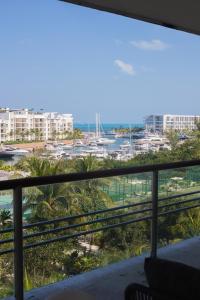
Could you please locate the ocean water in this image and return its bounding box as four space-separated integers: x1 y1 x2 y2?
74 123 144 132
74 123 144 151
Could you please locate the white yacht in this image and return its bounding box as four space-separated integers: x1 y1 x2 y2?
61 144 73 150
120 141 131 149
95 137 115 145
4 147 29 156
73 140 85 147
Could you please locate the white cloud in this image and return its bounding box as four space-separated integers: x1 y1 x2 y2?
131 39 169 51
114 59 135 76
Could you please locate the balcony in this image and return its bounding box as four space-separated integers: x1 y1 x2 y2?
0 0 199 298
0 160 200 300
5 236 200 300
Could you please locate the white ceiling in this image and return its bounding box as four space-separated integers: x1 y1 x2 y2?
61 0 200 35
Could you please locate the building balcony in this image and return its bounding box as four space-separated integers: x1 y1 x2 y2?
4 236 200 300
0 160 200 300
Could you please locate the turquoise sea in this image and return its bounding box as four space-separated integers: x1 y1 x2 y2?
74 123 144 151
74 123 144 132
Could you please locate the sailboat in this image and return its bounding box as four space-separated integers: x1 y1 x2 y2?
93 113 115 145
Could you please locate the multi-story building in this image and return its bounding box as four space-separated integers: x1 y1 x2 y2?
145 114 200 133
144 115 164 132
0 108 73 143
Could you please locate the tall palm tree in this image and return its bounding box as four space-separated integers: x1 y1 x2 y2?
72 156 113 211
21 156 112 223
73 128 83 139
21 157 69 220
29 129 36 141
34 128 40 141
165 130 179 150
9 130 14 141
15 129 22 141
63 156 113 246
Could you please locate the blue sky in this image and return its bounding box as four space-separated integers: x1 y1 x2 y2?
0 0 200 123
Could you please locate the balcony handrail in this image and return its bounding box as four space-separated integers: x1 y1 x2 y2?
1 159 200 300
1 195 200 251
0 199 152 234
0 159 200 190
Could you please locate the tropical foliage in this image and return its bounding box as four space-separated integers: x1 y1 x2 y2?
1 126 200 298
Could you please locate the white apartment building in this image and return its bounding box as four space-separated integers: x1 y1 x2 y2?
145 114 200 133
0 108 73 142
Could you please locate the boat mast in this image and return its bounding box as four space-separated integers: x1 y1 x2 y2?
96 113 98 138
129 124 133 154
98 113 101 137
96 113 101 138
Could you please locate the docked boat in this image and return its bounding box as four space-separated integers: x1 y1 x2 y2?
4 147 29 156
61 144 73 150
131 131 145 139
73 140 85 147
89 114 116 146
0 150 15 159
95 137 115 145
48 149 66 159
120 141 131 149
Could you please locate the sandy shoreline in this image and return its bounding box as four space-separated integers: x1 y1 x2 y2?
5 140 73 151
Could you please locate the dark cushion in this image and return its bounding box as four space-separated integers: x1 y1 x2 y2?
144 257 200 300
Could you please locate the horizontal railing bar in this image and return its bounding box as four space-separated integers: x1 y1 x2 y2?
1 191 199 235
21 194 200 230
1 215 151 254
0 201 151 234
23 200 151 229
0 237 13 245
158 196 200 210
1 202 200 255
0 160 199 190
0 227 14 234
159 190 200 202
23 215 152 250
0 248 14 255
159 203 200 217
23 207 152 239
2 197 199 244
1 192 199 235
1 190 199 233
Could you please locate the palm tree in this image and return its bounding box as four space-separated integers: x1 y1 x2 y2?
72 156 113 211
29 129 36 141
21 157 69 220
73 128 83 139
165 130 179 150
9 130 14 141
20 155 112 227
64 130 69 139
15 129 22 141
175 208 200 238
62 155 112 246
34 128 40 141
75 155 100 173
0 209 12 227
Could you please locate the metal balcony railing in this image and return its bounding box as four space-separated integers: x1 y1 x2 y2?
0 160 200 300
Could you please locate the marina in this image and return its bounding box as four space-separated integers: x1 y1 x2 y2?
0 129 182 162
0 114 192 163
0 131 174 162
